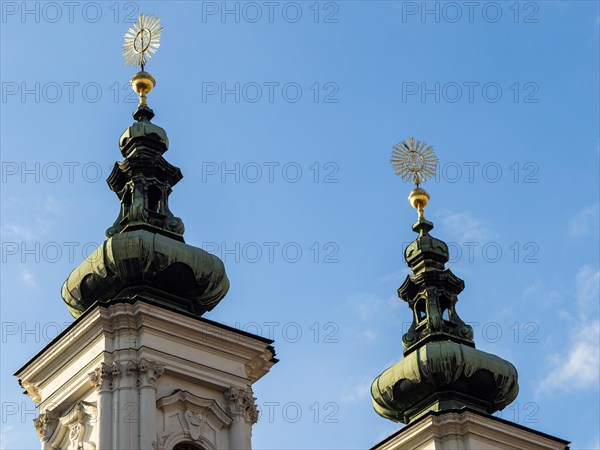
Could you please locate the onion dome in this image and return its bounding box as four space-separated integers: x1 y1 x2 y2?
61 70 229 318
371 138 518 425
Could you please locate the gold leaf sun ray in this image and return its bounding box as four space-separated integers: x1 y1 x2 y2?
122 13 163 69
390 137 439 186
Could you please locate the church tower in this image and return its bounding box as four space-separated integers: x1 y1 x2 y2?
15 15 276 450
370 138 569 450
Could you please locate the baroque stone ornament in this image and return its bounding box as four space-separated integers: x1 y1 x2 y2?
33 410 57 441
88 362 112 391
138 358 165 387
156 390 232 449
127 360 140 384
36 401 97 450
21 381 41 402
88 360 164 391
371 139 519 424
245 349 274 381
225 387 259 425
61 15 229 318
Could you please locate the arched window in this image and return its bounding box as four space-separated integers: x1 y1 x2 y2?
173 444 203 450
122 186 132 216
147 184 163 213
415 298 426 322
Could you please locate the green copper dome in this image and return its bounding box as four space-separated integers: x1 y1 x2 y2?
61 105 229 318
61 229 229 318
371 214 518 424
371 341 518 424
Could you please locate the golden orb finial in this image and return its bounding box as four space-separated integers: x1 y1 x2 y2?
130 71 156 108
390 137 438 220
122 14 163 107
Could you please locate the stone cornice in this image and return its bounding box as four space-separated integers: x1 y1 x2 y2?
16 299 277 405
371 409 570 450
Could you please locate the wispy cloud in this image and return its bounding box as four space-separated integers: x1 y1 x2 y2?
568 203 599 237
356 330 377 342
576 265 600 310
20 268 36 287
1 223 39 240
1 196 60 239
585 435 600 450
537 320 599 393
349 293 400 320
380 268 410 284
537 266 600 394
438 210 493 242
0 425 15 450
44 195 65 213
522 280 562 308
341 378 373 403
1 214 52 240
352 295 385 320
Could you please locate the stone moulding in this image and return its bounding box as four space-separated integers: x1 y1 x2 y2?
371 408 570 450
155 390 232 449
36 401 97 450
245 349 275 381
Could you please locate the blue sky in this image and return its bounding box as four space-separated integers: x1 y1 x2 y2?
1 1 599 449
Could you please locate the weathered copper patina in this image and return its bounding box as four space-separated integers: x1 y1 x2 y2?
62 105 229 318
372 139 519 424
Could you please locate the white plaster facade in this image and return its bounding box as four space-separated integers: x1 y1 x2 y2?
372 409 569 450
16 299 276 450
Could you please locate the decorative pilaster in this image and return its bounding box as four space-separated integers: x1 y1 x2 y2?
138 359 165 450
88 362 113 450
87 359 164 450
138 358 165 387
225 387 258 449
33 409 57 447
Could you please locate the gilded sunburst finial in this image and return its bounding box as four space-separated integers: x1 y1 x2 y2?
390 137 439 221
390 137 438 187
122 14 163 109
122 14 163 70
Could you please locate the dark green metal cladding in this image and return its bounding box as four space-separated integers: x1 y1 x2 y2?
400 219 474 354
371 341 519 424
371 216 518 424
106 105 184 239
61 106 229 318
61 229 229 318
